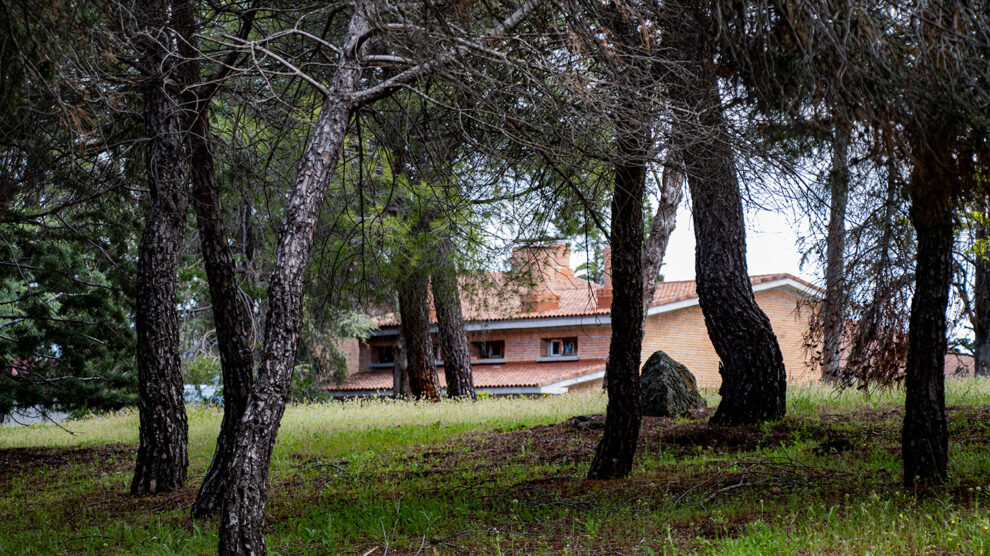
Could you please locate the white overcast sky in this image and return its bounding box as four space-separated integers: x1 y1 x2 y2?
659 204 820 284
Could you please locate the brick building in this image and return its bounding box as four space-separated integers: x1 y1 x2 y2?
329 243 823 396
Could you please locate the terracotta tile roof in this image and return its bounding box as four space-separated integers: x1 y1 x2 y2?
648 273 821 307
329 359 607 392
376 270 818 327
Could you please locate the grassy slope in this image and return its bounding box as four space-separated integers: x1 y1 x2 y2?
0 382 988 554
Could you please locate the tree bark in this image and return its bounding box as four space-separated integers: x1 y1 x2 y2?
174 1 257 517
642 160 684 315
587 11 650 476
398 263 440 400
217 9 371 554
130 0 190 495
214 1 540 549
661 1 786 426
432 235 475 399
973 202 990 377
393 331 411 398
821 125 850 382
902 163 954 487
587 141 647 480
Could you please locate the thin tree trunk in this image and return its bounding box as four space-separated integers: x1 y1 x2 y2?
902 163 954 487
587 141 647 480
662 1 786 426
432 235 474 399
187 107 255 517
587 18 650 476
215 1 540 548
130 0 189 495
822 125 850 382
393 331 410 398
174 2 257 516
217 9 371 554
398 263 440 400
973 202 990 377
642 160 684 315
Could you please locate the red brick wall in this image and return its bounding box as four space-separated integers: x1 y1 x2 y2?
640 289 818 388
355 324 611 372
353 288 820 389
472 325 610 362
335 337 361 376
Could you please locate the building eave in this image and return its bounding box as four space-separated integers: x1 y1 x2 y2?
645 277 821 317
369 313 612 337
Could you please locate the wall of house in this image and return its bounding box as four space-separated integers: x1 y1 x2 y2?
361 336 393 371
355 288 819 390
477 324 610 362
641 289 819 388
335 337 361 376
355 323 611 373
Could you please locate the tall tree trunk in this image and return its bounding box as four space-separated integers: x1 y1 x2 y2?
973 202 990 377
821 125 850 382
174 2 257 516
432 235 475 399
662 1 786 426
642 160 684 315
187 107 255 517
217 9 371 554
587 14 650 475
393 331 411 398
902 162 954 487
587 138 647 480
214 1 540 548
130 0 190 495
398 264 440 400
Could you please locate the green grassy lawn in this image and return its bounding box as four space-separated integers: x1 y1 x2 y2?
2 381 990 555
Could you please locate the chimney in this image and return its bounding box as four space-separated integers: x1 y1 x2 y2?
511 242 570 272
512 243 568 312
596 246 613 310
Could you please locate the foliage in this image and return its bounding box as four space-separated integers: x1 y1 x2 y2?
0 218 137 419
294 308 376 400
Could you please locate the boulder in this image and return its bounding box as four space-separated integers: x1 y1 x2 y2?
639 350 706 417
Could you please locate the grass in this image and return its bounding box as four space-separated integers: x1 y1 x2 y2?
2 380 990 554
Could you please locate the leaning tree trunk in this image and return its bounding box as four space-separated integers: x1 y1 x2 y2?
642 159 684 315
216 0 541 548
587 10 650 477
973 203 990 377
587 135 648 480
662 0 786 426
130 0 189 495
398 265 441 400
217 9 371 554
187 106 255 517
902 162 954 487
431 235 475 399
821 124 850 383
173 0 257 517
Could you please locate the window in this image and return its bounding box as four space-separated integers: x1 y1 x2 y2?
544 337 577 357
372 345 395 365
471 340 505 360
